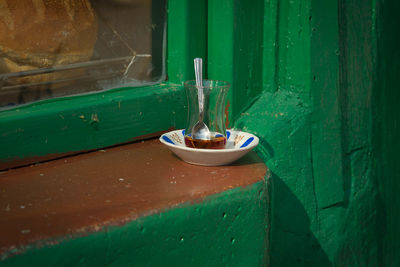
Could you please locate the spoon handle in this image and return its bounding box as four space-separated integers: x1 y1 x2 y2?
194 58 204 120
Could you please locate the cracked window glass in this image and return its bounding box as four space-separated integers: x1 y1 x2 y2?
0 0 166 109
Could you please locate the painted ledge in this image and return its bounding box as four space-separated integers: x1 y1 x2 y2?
0 139 267 264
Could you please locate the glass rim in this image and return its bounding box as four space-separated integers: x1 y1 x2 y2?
184 79 230 89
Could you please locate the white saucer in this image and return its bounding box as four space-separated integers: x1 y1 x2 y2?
159 129 259 166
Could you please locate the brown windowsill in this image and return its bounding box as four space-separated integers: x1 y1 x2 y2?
0 138 267 255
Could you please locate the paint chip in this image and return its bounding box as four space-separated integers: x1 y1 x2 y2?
21 229 31 234
91 113 99 122
39 173 44 177
79 115 85 119
118 178 125 182
20 205 25 209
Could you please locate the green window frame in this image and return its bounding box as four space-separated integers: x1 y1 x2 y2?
0 0 206 169
0 0 263 170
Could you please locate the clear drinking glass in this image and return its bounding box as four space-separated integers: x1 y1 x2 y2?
184 80 230 149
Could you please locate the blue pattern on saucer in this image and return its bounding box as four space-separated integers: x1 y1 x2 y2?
240 137 254 148
162 135 175 145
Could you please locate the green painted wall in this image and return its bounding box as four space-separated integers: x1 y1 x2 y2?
373 0 400 265
1 181 268 267
231 0 399 265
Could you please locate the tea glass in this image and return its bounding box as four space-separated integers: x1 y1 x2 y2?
184 80 230 149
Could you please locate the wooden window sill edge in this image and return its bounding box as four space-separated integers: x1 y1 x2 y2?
0 138 267 258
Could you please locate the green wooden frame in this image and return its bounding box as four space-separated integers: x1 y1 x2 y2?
208 0 264 124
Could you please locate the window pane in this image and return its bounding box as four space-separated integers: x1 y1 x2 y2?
0 0 166 109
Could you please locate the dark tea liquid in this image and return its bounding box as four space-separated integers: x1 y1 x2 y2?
184 135 226 149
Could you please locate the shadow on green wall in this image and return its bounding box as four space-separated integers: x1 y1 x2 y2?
235 90 333 265
269 162 331 266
